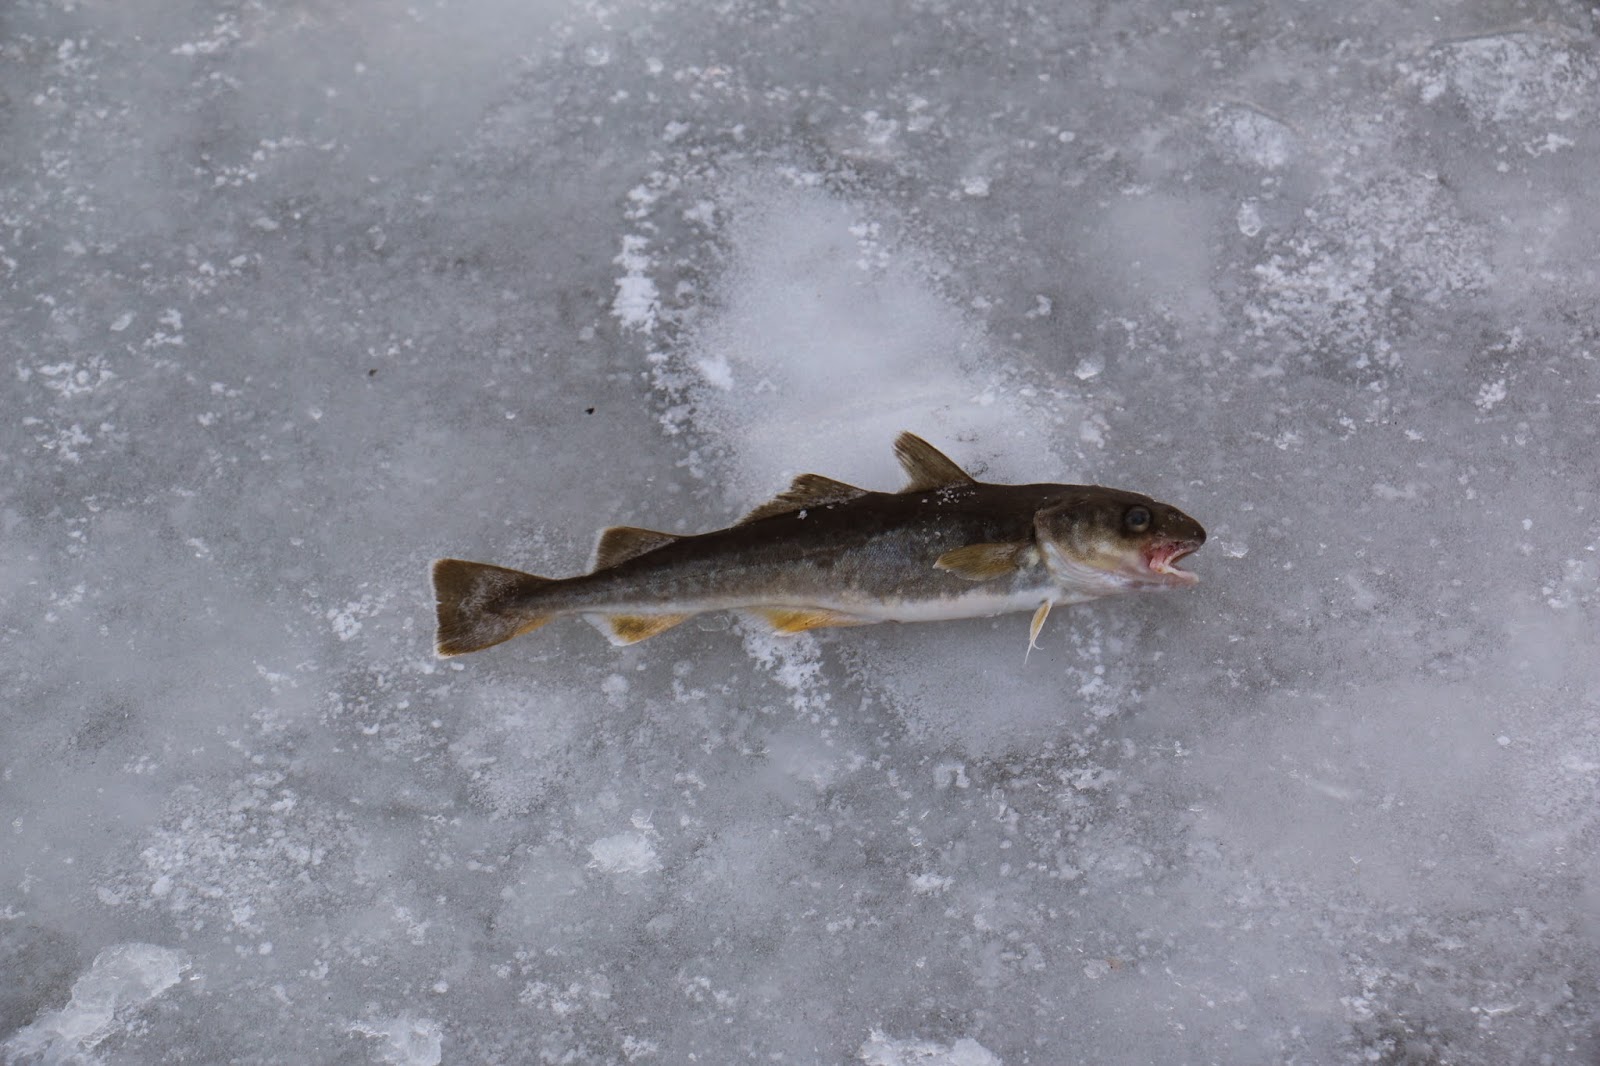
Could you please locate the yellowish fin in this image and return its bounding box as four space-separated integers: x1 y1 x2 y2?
1026 600 1051 661
594 613 693 646
934 541 1030 581
433 558 554 656
756 607 870 634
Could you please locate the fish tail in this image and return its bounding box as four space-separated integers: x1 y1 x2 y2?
432 558 557 656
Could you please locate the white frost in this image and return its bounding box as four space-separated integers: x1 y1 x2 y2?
613 234 660 332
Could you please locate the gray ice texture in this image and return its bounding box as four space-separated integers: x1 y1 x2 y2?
3 1 1598 1063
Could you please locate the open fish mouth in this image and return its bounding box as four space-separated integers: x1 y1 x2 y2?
1143 540 1202 585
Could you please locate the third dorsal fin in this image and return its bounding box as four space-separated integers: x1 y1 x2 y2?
894 432 977 492
740 473 870 524
593 526 682 571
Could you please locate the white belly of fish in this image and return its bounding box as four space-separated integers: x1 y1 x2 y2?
828 582 1095 624
580 579 1110 646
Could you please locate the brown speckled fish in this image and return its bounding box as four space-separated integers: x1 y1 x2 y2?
432 432 1205 656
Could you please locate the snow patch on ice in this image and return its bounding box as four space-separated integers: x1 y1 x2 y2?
1475 378 1508 411
449 683 588 817
588 829 662 875
613 234 660 332
654 175 1082 506
106 773 342 936
741 623 829 715
1247 170 1489 361
1405 34 1595 126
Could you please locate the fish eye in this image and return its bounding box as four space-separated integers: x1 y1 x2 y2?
1123 505 1152 533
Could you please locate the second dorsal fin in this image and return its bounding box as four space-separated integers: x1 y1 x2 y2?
740 473 870 524
894 432 977 492
593 526 682 571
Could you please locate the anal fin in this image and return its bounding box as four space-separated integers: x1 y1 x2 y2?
592 612 693 646
755 607 872 635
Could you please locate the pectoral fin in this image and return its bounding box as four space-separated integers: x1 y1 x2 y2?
894 432 978 492
591 612 693 646
934 542 1031 581
755 607 872 634
1027 600 1051 661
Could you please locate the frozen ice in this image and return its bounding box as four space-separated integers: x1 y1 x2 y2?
4 0 1599 1063
860 1030 1003 1066
588 828 663 877
349 1015 443 1066
4 944 187 1064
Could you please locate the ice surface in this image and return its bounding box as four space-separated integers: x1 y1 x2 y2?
4 0 1600 1063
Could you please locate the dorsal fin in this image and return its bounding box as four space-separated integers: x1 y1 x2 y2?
894 432 977 492
593 526 681 571
740 473 870 524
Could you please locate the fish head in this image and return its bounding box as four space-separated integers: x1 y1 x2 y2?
1033 488 1206 595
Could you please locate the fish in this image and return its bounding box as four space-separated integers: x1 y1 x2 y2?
431 432 1206 657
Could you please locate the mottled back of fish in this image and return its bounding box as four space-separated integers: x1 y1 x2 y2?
431 432 1205 656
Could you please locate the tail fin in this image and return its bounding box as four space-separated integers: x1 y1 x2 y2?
431 558 556 656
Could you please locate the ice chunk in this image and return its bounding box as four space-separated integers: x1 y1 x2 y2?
860 1030 1003 1066
5 943 188 1062
588 831 662 875
350 1015 443 1066
1207 102 1298 168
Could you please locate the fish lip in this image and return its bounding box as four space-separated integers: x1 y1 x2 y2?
1142 539 1203 585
